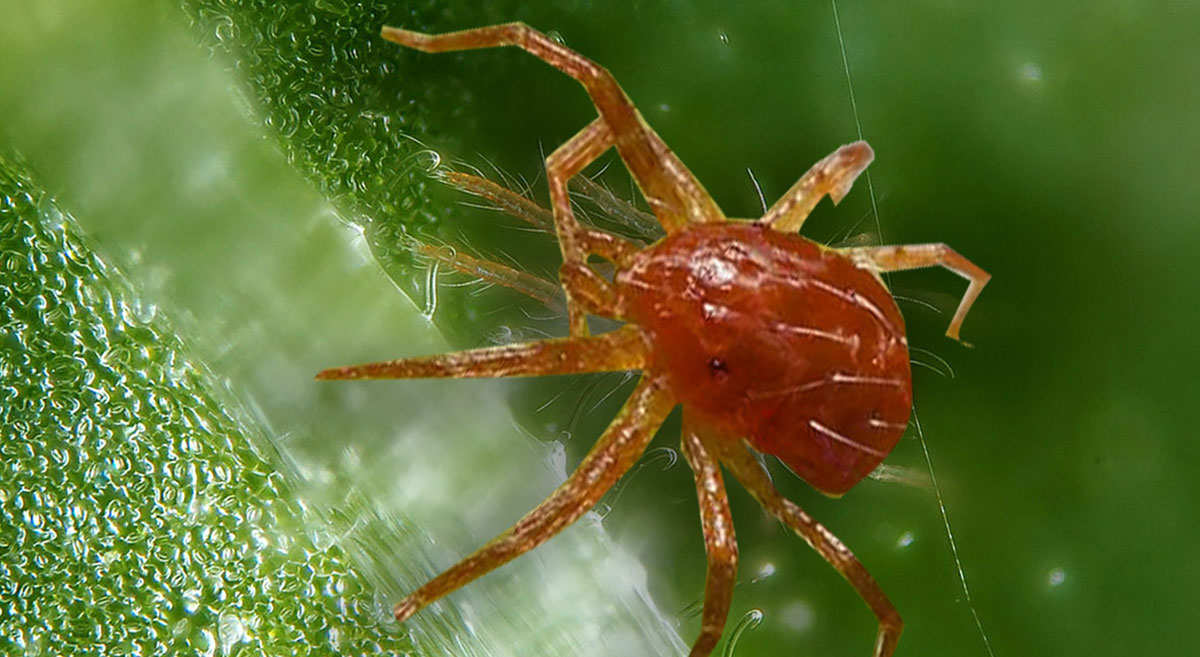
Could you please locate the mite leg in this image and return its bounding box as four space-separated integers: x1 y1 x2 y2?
718 442 902 657
842 243 990 343
680 421 738 657
444 123 631 331
414 243 564 309
570 174 663 244
558 260 620 319
545 117 625 335
760 141 875 233
441 170 556 233
315 324 647 380
442 167 639 319
443 170 661 246
392 374 677 622
382 23 725 231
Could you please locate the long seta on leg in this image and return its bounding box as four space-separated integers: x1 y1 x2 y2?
841 243 991 343
392 374 677 622
760 141 875 233
680 418 738 657
414 242 564 310
316 324 647 380
717 442 902 657
440 170 556 233
381 22 724 232
435 167 639 318
442 168 661 247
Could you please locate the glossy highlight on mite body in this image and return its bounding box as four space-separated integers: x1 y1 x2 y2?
317 22 990 657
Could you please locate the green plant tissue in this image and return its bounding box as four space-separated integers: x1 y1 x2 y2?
0 156 407 655
181 0 444 310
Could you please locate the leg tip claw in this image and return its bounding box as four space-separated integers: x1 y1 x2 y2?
314 366 354 380
381 25 427 50
827 141 875 205
393 596 421 623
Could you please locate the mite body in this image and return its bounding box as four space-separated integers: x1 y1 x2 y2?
619 222 912 496
318 21 990 657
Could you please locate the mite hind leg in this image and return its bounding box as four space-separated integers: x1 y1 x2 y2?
680 419 738 657
718 442 903 657
842 243 990 342
382 23 724 231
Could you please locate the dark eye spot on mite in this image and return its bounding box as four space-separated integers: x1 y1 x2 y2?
708 356 729 382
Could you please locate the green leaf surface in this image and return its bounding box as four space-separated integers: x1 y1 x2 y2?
0 154 410 654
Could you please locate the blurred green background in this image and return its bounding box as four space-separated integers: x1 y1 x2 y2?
2 1 1197 656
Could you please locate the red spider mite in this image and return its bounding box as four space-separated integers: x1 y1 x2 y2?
317 22 990 657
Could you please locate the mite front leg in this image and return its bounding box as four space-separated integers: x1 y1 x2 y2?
680 421 738 657
441 170 555 233
315 324 647 380
440 167 635 319
546 117 622 336
842 243 990 342
414 243 563 309
392 374 677 623
761 141 874 233
442 170 660 246
382 23 725 231
718 442 902 657
559 261 621 320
